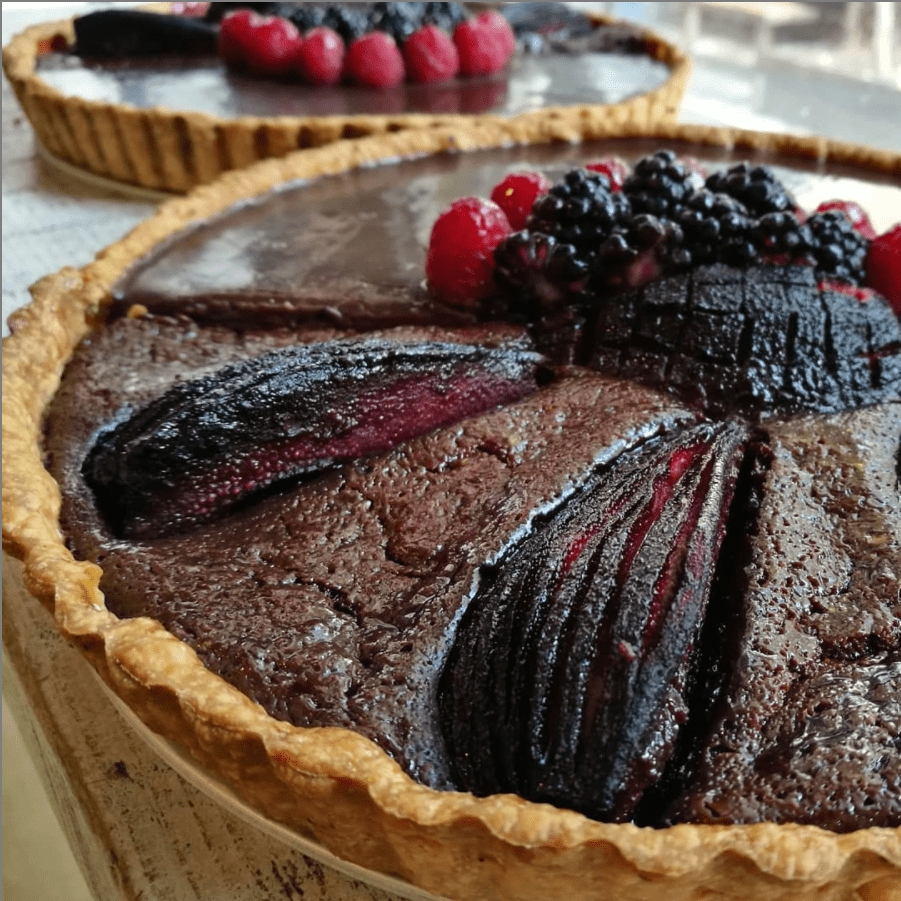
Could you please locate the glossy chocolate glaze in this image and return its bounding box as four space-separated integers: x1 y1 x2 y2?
46 138 901 827
35 21 670 118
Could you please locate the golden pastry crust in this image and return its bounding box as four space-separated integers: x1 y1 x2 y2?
1 6 690 193
3 121 901 900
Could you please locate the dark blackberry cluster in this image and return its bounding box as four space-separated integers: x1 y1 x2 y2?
421 1 467 32
676 192 757 267
274 3 467 45
493 232 591 317
528 168 630 261
490 153 874 316
750 210 813 259
595 214 691 288
622 150 698 220
804 209 870 283
705 162 796 216
369 2 427 40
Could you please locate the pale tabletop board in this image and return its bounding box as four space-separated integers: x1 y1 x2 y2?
3 4 901 901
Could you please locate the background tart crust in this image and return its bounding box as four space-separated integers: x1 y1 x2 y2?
3 119 900 900
1 6 690 194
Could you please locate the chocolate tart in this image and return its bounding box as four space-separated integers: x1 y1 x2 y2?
4 119 901 900
1 3 689 194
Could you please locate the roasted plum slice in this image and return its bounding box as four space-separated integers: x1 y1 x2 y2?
585 263 901 417
439 420 749 821
84 338 542 538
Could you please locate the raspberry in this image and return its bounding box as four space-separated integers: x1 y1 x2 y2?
297 26 344 85
426 198 512 308
585 158 629 192
346 31 406 87
217 9 260 69
402 24 459 84
814 200 877 240
490 171 549 230
242 16 303 78
454 12 514 76
865 223 901 315
476 10 516 58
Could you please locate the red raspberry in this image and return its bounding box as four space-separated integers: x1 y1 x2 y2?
454 12 515 77
865 223 901 315
426 198 512 308
218 9 260 69
346 31 405 88
476 11 516 58
490 171 549 230
585 158 629 192
814 200 877 240
243 15 303 78
297 26 345 85
402 25 460 84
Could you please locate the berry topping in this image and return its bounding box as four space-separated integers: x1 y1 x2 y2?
426 198 512 307
297 26 345 85
528 167 630 259
814 200 878 240
622 150 696 219
402 24 460 84
586 157 629 191
494 232 590 312
804 208 870 284
865 223 901 315
346 30 406 87
217 8 260 68
490 171 550 230
243 15 303 78
676 191 756 267
705 162 796 216
454 12 515 76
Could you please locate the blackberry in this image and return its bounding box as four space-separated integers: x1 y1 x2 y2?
370 2 427 40
805 209 870 284
204 3 277 23
322 4 372 43
705 163 795 216
594 213 691 292
528 168 632 260
493 231 590 315
421 2 467 32
677 192 757 267
622 150 698 221
750 210 813 261
281 4 327 34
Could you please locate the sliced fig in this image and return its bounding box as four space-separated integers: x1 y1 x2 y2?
439 420 749 822
585 263 901 417
84 338 542 538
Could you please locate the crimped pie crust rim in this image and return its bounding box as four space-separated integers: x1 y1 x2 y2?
1 6 690 193
3 120 900 900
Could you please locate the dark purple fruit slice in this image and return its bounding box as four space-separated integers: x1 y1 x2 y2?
585 263 901 417
439 420 748 822
73 10 217 57
84 338 542 539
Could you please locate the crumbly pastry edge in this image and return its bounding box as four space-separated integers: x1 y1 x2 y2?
3 122 900 901
1 6 691 194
